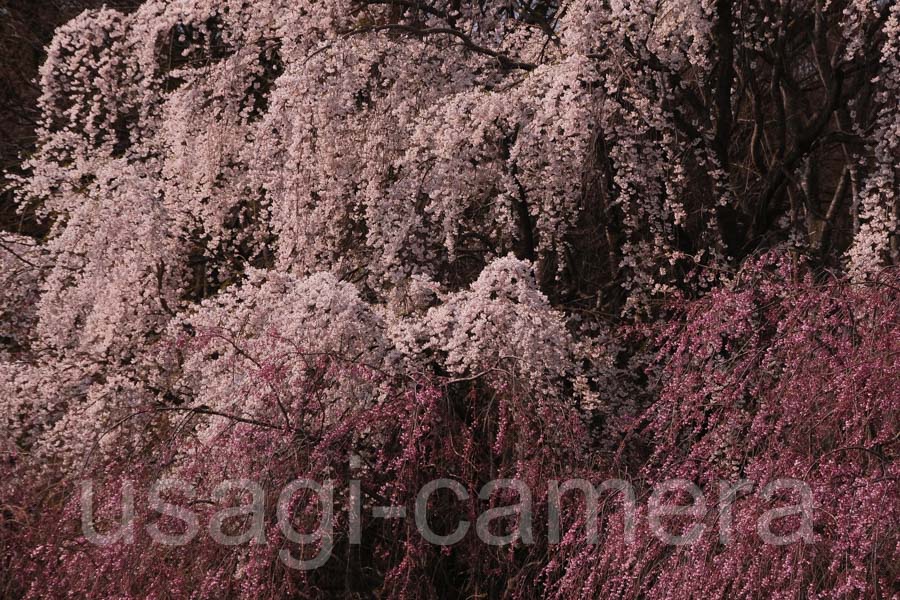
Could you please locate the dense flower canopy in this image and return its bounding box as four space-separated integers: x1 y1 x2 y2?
1 0 898 598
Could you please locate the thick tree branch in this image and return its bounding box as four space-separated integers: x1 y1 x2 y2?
713 0 735 169
347 24 536 71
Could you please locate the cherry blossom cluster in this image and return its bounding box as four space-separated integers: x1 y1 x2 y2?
1 0 898 597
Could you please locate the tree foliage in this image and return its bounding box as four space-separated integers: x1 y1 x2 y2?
1 0 898 597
